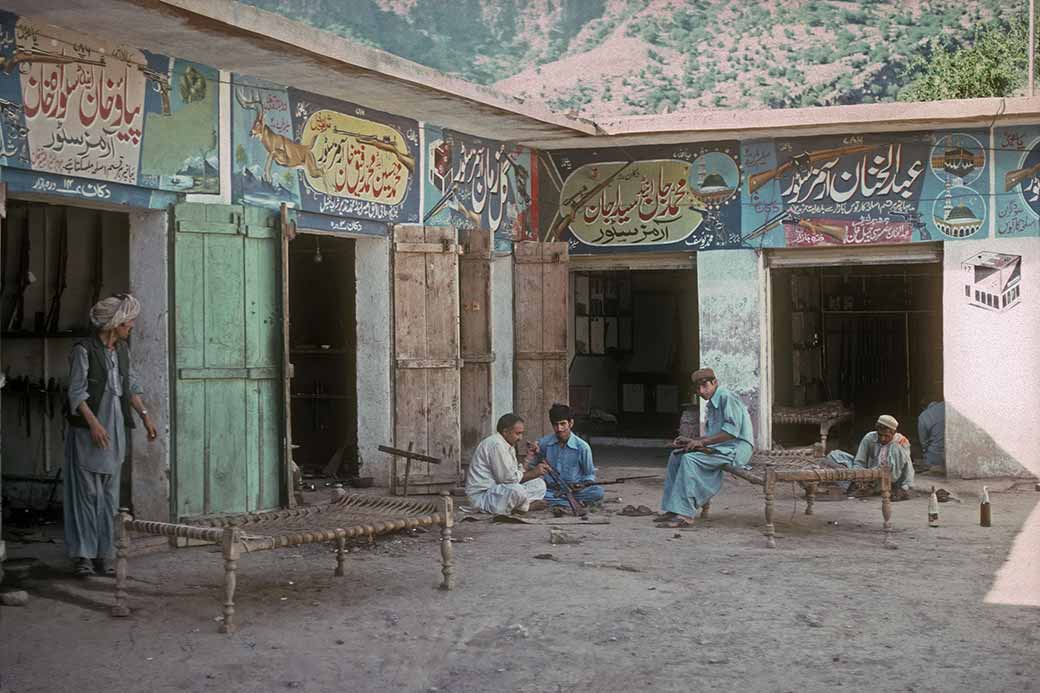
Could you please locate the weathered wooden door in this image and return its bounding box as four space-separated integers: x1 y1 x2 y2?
459 229 494 464
172 203 284 518
391 225 462 490
514 241 569 441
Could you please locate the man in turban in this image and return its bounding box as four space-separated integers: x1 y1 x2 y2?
65 294 158 576
656 368 754 529
825 414 915 501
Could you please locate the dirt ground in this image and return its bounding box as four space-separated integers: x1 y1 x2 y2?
2 447 1039 693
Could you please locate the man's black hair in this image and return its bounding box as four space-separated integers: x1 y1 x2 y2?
548 403 573 424
496 412 524 434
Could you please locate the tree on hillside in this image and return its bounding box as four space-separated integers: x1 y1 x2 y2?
899 18 1037 101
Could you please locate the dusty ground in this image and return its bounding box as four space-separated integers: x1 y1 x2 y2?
2 447 1039 693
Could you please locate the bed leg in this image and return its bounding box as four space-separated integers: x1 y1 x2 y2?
439 491 455 591
112 508 132 617
804 483 816 516
335 534 347 577
764 472 777 549
880 466 893 546
699 500 710 519
219 527 242 634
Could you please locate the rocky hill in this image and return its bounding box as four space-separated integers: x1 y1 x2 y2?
242 0 1025 117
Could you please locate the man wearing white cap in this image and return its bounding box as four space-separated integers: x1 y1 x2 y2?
64 294 159 576
825 414 915 500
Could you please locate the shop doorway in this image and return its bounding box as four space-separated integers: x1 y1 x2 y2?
1 201 131 512
569 268 698 439
770 261 943 450
287 234 359 479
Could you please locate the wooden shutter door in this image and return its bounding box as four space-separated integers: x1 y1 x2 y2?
513 241 569 441
392 225 462 490
459 229 494 464
172 203 284 518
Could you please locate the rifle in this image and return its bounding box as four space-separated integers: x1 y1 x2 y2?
545 161 635 241
6 208 33 331
1004 161 1040 192
44 207 68 333
547 475 660 492
332 127 415 173
543 463 586 518
747 143 886 193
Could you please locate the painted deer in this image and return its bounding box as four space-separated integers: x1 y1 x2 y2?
235 87 323 184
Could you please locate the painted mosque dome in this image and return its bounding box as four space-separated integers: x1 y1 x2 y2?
934 204 983 238
698 172 730 192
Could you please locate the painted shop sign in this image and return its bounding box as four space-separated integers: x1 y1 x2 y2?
992 126 1040 238
742 130 990 248
0 11 220 194
423 126 536 251
232 75 419 228
547 143 742 254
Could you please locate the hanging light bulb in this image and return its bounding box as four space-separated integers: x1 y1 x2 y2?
313 236 323 264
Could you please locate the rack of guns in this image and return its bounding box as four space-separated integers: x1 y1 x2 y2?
2 373 67 439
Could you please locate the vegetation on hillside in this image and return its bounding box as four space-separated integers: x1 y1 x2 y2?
241 0 1033 116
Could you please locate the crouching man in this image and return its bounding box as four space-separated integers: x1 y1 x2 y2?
537 403 603 510
466 413 550 514
826 414 915 500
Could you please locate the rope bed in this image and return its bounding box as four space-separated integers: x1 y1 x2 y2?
110 489 456 632
702 446 894 548
772 400 853 449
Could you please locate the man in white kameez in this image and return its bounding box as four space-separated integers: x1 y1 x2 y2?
65 294 158 576
465 413 550 514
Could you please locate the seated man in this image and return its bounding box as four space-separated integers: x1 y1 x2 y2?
536 403 603 511
825 414 915 500
466 413 550 514
917 397 945 474
658 368 754 529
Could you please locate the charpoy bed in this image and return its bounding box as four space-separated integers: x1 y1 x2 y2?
111 489 456 632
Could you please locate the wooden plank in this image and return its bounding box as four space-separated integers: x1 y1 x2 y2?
178 368 248 379
541 241 570 422
255 379 283 510
396 358 462 369
393 225 428 360
461 361 491 461
426 366 461 480
174 380 206 518
280 225 294 508
206 379 249 514
461 352 496 363
174 231 205 369
424 226 459 361
244 236 280 369
515 351 567 360
393 241 462 254
513 242 546 439
204 233 246 368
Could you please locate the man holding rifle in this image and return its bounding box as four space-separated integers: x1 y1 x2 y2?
534 403 603 512
656 368 753 529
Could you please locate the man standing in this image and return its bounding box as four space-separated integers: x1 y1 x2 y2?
826 414 915 500
657 368 754 529
536 403 603 511
465 413 550 514
917 398 945 474
65 294 159 577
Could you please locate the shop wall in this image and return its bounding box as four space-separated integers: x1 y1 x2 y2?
697 249 766 448
943 237 1040 479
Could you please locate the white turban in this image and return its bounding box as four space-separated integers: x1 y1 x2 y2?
90 294 141 331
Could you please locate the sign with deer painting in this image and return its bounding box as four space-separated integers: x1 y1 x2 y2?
0 10 220 195
231 75 419 228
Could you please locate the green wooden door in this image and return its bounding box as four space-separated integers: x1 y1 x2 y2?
172 203 284 519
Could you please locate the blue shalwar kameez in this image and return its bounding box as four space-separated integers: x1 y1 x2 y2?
536 432 603 507
661 386 753 517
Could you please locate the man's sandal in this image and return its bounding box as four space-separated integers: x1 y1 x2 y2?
655 517 696 529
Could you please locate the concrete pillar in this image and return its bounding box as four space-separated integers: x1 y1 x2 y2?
355 236 393 486
128 208 172 520
697 249 768 448
491 251 515 424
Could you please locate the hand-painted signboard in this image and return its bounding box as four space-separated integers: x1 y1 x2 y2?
742 130 990 248
422 126 536 251
546 143 743 254
232 75 419 231
992 126 1040 238
0 10 220 197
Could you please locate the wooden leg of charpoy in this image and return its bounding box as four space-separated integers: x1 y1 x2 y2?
335 534 347 577
111 509 132 617
804 483 816 516
219 527 242 633
699 500 711 519
880 466 893 545
764 472 777 549
439 492 455 591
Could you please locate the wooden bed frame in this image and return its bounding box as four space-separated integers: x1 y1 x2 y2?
111 490 456 632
